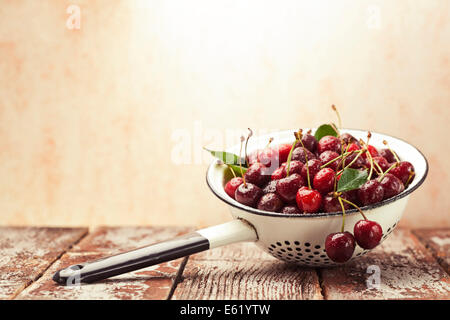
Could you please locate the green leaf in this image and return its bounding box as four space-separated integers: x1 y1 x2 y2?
314 123 339 141
203 147 244 166
337 168 368 192
228 164 247 177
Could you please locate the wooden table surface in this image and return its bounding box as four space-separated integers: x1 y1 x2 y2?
1 226 449 300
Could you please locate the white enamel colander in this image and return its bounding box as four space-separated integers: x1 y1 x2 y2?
53 129 428 285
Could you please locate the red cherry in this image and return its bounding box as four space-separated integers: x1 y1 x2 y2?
296 187 322 213
276 173 305 203
291 147 317 163
362 145 379 159
371 156 390 172
346 142 360 153
271 163 287 180
325 232 356 263
340 133 359 146
358 180 384 206
301 159 322 181
257 193 284 212
224 177 243 199
295 134 318 153
319 151 340 171
313 168 336 194
244 163 270 187
285 160 304 176
353 220 383 249
390 161 415 185
379 148 397 163
276 143 293 164
323 193 350 213
262 180 278 194
235 183 263 207
318 136 342 154
380 173 405 199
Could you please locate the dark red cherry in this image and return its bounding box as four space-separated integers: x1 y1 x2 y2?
319 150 341 171
301 159 322 181
262 180 278 194
380 173 405 199
358 180 384 206
276 173 304 203
295 134 318 153
257 193 284 212
244 163 270 187
291 147 317 164
371 156 390 172
340 133 359 147
325 232 356 263
354 220 383 249
339 152 365 169
318 136 342 154
271 163 287 180
276 143 293 164
281 205 302 214
345 189 360 206
323 193 351 213
296 187 322 213
379 148 398 163
235 183 263 207
390 161 415 185
313 168 336 194
285 160 304 176
224 177 243 199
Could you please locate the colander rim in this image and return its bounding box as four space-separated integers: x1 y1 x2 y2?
206 128 429 218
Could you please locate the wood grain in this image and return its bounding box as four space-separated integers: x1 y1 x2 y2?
0 227 87 300
172 242 323 300
17 226 192 300
320 228 450 300
413 228 450 275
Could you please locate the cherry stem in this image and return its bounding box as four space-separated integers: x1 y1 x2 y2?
405 171 415 187
330 122 340 136
340 197 368 220
227 164 236 178
265 137 274 149
383 140 400 163
335 149 365 176
239 136 247 187
373 160 383 175
244 128 253 167
377 162 397 182
338 197 346 232
331 104 342 129
320 150 360 169
296 130 311 189
285 138 298 177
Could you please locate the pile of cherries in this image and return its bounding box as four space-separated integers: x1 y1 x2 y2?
222 110 415 263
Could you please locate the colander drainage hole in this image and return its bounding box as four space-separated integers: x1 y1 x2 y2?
305 242 311 247
284 241 290 245
294 241 300 245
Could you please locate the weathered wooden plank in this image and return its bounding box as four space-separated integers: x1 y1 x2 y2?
413 228 450 275
320 228 450 300
16 226 191 300
0 227 87 300
172 242 323 300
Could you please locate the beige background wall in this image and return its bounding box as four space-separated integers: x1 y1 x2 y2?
0 0 448 228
